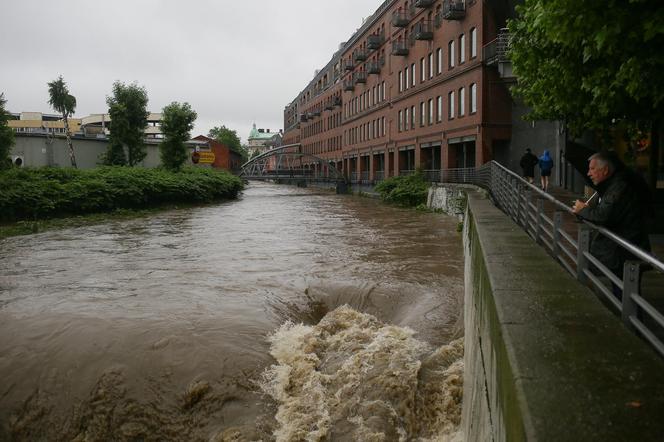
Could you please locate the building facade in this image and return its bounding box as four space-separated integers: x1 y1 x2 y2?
283 0 517 182
246 123 283 157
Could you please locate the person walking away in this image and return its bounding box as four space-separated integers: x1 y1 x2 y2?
572 152 651 295
538 150 554 191
519 148 539 184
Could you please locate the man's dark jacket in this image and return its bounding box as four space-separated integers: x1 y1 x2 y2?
519 152 538 177
577 171 651 276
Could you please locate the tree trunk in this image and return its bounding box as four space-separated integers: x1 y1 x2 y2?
63 112 77 168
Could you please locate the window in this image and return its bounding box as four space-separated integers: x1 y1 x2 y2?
437 95 442 122
420 101 425 127
411 105 416 128
411 63 416 87
421 57 426 82
460 34 466 64
449 91 455 118
470 28 477 58
470 83 477 113
382 116 386 136
399 110 403 131
381 81 386 101
448 41 455 68
459 87 465 116
428 53 434 79
428 99 433 125
404 67 409 90
436 48 443 74
399 71 404 92
405 107 410 131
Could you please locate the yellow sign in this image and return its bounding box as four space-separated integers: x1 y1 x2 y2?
197 151 215 164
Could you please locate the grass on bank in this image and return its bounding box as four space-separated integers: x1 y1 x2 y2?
0 166 244 236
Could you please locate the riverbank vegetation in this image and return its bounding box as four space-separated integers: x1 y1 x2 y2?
374 172 429 207
0 166 244 223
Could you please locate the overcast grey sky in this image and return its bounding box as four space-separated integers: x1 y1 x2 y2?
1 0 381 143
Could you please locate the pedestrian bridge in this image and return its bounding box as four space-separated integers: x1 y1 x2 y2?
240 143 345 184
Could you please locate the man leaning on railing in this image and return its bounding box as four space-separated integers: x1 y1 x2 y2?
572 152 652 293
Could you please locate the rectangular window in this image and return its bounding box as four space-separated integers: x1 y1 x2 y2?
404 67 409 90
460 34 466 63
405 108 410 131
399 110 403 132
411 63 416 87
399 71 403 92
436 48 443 74
428 98 433 125
470 28 477 58
381 81 386 101
420 57 426 82
428 53 434 79
382 116 386 136
449 91 455 118
448 41 455 68
459 87 465 116
420 101 425 127
411 105 415 129
437 95 442 122
470 83 477 113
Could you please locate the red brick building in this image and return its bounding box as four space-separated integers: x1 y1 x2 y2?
192 135 243 172
283 0 514 182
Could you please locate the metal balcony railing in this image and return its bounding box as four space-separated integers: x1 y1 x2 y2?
442 0 466 20
391 39 409 56
354 49 368 62
367 60 383 74
414 0 435 8
367 34 385 50
434 162 664 359
483 28 511 65
392 10 410 27
353 71 367 84
343 80 354 91
344 60 354 70
414 20 434 40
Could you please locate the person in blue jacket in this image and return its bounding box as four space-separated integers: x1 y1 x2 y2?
538 150 554 191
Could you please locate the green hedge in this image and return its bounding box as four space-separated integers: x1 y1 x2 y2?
0 166 244 221
374 172 429 207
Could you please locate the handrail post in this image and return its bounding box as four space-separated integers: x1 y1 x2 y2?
576 224 590 283
535 198 544 245
552 210 563 260
621 260 641 329
518 184 525 227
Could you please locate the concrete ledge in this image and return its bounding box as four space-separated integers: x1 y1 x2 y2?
462 191 664 441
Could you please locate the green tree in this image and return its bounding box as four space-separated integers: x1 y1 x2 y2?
160 102 197 171
0 93 15 170
105 81 150 166
47 76 77 168
208 125 249 162
508 0 664 137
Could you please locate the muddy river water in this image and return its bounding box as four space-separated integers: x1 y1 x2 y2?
0 182 464 441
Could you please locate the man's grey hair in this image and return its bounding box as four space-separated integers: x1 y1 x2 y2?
588 152 616 175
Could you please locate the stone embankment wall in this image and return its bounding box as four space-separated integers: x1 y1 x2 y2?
433 186 664 441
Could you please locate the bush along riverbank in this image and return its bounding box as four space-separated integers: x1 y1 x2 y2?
0 166 244 223
374 171 430 208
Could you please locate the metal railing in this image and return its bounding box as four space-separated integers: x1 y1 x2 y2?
442 161 664 357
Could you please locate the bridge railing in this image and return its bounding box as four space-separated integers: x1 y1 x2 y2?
440 161 664 357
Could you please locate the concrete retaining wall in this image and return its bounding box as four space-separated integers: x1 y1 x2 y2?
461 190 664 441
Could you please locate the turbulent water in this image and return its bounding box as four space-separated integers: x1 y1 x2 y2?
0 182 464 441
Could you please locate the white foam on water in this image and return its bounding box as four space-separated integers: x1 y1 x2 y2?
259 305 464 442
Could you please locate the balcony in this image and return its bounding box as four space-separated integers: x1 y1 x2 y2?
367 34 385 50
391 10 410 27
354 48 368 62
442 0 465 20
483 29 514 78
414 0 435 7
311 110 321 117
344 60 354 70
391 39 409 56
367 60 382 75
353 71 367 84
434 11 443 28
343 80 354 91
331 95 342 107
414 21 434 40
299 114 307 123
